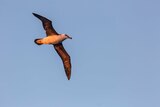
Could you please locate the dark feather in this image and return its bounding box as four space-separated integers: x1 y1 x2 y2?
54 43 71 80
33 13 59 36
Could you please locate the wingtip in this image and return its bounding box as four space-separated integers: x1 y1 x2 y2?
32 12 36 15
67 76 71 80
32 13 39 17
32 12 51 23
66 73 71 80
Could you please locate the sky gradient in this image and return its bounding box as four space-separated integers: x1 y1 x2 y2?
0 0 160 107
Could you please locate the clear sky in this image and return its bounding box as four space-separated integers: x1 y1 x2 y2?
0 0 160 107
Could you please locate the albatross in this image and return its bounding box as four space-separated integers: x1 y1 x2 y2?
33 13 72 80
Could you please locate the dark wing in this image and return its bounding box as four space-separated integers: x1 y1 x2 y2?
54 43 71 80
33 13 58 36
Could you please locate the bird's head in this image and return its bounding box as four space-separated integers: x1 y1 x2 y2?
61 34 72 39
34 38 43 45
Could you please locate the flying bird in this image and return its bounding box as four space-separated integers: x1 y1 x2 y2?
33 13 72 80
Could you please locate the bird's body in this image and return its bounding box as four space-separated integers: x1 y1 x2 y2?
33 13 72 80
43 35 62 44
36 34 69 45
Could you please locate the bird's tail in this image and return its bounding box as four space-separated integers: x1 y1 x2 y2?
34 39 43 45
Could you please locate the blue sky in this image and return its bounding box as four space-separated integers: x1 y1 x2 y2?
0 0 160 107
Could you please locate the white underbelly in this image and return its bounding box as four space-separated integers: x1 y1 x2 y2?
42 36 64 44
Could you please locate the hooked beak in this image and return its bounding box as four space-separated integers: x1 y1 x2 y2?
68 36 72 39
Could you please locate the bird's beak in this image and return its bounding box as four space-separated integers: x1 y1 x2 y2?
68 36 72 39
66 34 72 39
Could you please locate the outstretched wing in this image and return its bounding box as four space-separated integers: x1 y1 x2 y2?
54 43 71 80
33 13 58 36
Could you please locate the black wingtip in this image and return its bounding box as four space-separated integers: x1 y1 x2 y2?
32 13 41 18
67 76 71 80
32 13 36 15
66 72 71 80
32 12 51 23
